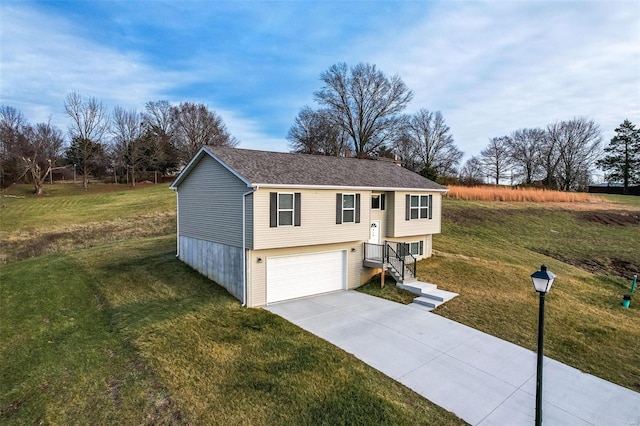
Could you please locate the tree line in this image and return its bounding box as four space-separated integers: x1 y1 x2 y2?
1 93 237 193
2 63 638 195
288 62 639 193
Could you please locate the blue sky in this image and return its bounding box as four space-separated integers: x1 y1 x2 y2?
1 1 639 164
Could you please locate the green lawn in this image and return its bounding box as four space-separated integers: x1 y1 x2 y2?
1 184 175 263
420 198 640 391
1 184 463 425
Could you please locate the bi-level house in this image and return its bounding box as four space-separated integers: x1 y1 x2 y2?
170 147 448 307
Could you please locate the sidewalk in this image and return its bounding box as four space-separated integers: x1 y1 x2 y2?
265 291 640 425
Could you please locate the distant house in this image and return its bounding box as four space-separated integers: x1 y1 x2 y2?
588 183 640 196
170 147 447 307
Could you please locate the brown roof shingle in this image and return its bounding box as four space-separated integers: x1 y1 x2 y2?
205 146 447 191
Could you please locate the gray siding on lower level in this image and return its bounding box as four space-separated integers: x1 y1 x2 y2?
179 235 244 301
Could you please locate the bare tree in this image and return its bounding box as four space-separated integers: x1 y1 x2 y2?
547 118 601 191
171 102 238 163
111 106 143 186
459 156 485 185
288 107 350 156
18 121 64 195
64 91 110 189
398 109 462 179
0 106 28 186
393 128 421 172
480 136 511 185
142 100 177 181
506 128 546 184
314 62 413 158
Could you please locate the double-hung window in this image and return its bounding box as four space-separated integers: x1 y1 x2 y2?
277 193 294 226
270 192 301 227
406 194 432 220
336 193 361 224
342 194 355 223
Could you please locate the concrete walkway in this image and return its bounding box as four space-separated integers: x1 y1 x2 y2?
264 291 640 426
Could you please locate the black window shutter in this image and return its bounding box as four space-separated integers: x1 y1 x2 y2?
294 193 301 226
380 194 386 210
270 192 278 227
405 194 411 220
428 194 433 219
355 194 361 223
419 240 424 255
336 193 342 224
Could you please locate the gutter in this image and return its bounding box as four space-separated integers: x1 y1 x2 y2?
250 183 449 192
241 185 258 307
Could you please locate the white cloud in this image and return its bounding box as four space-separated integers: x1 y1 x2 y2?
364 1 640 160
0 3 282 150
0 5 184 127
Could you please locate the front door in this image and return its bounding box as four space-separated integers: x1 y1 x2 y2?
369 220 381 244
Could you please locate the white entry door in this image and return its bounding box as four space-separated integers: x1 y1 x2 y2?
266 251 346 304
369 220 381 244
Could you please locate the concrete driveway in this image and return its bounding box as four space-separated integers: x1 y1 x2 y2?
264 291 640 426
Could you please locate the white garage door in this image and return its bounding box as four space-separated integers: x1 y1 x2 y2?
266 250 346 304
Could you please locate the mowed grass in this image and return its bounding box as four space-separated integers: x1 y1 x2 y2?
420 197 640 391
1 185 463 425
1 183 175 263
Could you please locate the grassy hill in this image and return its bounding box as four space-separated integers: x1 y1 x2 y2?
1 184 464 425
422 197 640 391
1 183 639 424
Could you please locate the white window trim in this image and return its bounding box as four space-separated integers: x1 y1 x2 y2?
371 194 381 210
410 194 430 220
342 193 356 223
277 192 295 227
404 241 423 256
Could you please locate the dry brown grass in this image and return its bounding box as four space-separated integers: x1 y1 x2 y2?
445 185 602 203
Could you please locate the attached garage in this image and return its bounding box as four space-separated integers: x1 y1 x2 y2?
266 250 347 304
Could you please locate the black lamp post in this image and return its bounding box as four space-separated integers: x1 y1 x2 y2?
530 264 556 426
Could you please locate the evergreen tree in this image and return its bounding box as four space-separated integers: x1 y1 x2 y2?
597 120 640 194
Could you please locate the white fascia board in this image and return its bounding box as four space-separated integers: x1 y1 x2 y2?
251 183 449 193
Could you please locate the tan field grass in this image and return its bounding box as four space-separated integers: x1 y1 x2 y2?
445 185 603 203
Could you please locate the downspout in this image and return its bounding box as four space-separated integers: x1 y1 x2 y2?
175 189 180 258
242 186 257 307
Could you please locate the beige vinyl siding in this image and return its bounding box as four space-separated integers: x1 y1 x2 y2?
252 188 370 250
177 155 252 248
386 234 433 259
385 192 395 237
390 191 442 238
247 242 365 307
370 192 387 238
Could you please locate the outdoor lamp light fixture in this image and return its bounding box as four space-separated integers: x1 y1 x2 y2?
531 264 556 294
530 264 556 426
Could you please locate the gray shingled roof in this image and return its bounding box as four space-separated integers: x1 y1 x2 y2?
206 146 447 191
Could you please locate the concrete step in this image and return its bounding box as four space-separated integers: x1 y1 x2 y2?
420 288 459 303
412 296 442 309
411 287 458 310
398 282 437 295
408 301 435 312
